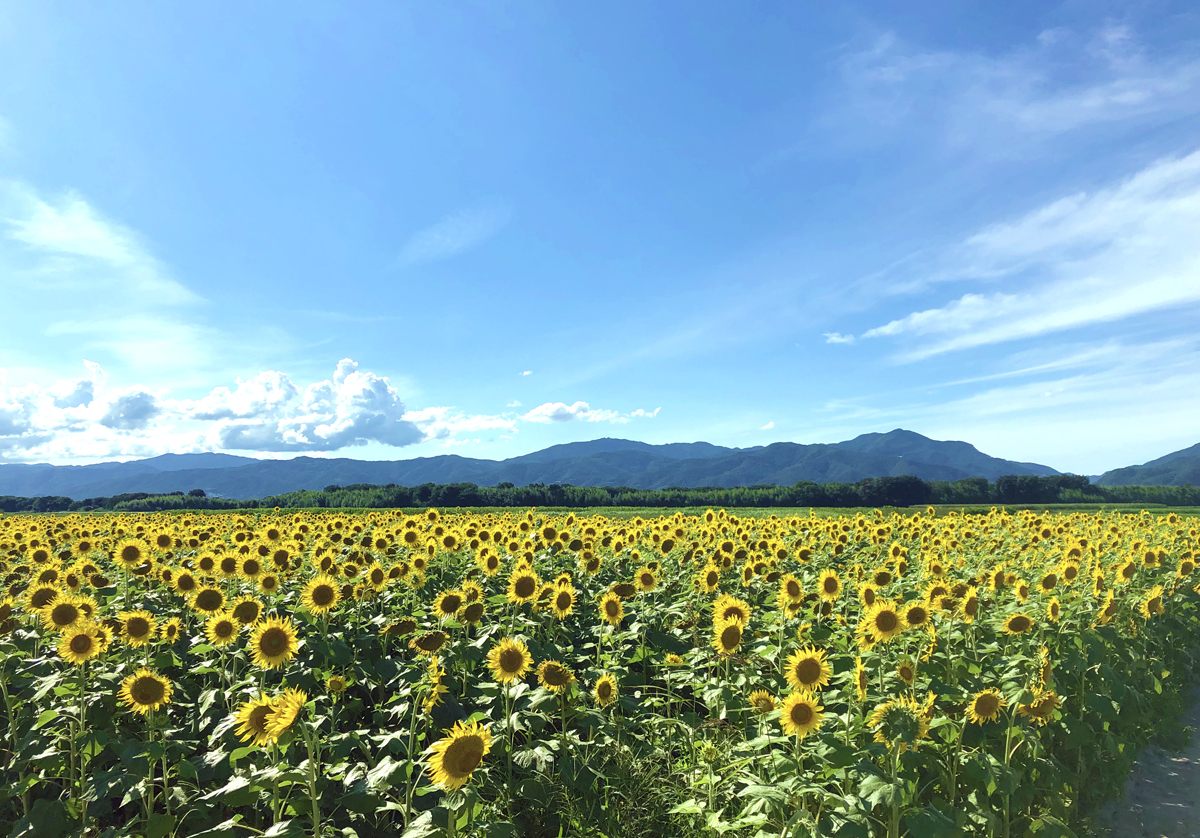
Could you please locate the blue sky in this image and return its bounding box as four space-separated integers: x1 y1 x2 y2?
2 1 1199 475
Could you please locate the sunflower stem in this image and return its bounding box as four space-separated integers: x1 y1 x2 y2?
303 724 322 838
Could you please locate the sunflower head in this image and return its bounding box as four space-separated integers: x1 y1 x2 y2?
119 668 173 715
205 611 241 647
712 619 743 657
779 690 824 738
594 673 618 707
785 645 831 691
487 637 533 684
749 689 776 715
249 616 299 669
119 610 157 646
966 688 1007 725
599 592 624 626
428 720 492 790
233 695 277 746
1002 613 1034 636
58 623 101 665
537 660 575 693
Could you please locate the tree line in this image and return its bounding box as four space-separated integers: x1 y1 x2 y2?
2 473 1199 513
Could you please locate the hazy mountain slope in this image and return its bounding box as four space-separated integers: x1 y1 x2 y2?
0 431 1063 500
1096 443 1200 487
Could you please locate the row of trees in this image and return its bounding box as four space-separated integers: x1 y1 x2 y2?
2 474 1199 513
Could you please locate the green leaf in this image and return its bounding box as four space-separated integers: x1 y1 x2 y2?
858 774 898 807
668 799 705 815
904 804 961 838
145 813 177 838
33 710 58 730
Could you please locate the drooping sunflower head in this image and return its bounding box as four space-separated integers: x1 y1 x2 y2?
249 616 299 670
1002 613 1034 636
749 689 777 715
1140 585 1165 619
231 597 263 626
487 637 533 684
119 668 173 715
265 688 307 740
779 690 824 738
537 660 575 693
1017 689 1061 726
854 656 869 701
428 720 492 791
461 601 486 626
594 673 618 707
409 631 449 656
785 645 831 692
869 696 927 752
966 688 1007 725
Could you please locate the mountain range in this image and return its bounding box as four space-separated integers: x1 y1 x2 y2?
1094 442 1200 487
0 429 1066 500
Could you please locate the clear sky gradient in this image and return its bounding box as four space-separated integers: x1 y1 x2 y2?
2 2 1199 475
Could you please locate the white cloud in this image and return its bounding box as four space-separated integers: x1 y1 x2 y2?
506 400 522 407
405 406 517 441
522 401 659 425
761 421 775 431
863 149 1200 359
824 332 855 344
393 205 512 268
521 371 532 376
828 25 1200 154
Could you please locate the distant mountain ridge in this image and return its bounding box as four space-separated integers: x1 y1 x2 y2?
0 430 1061 500
1096 442 1200 487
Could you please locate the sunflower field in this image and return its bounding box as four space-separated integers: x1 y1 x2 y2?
0 506 1198 838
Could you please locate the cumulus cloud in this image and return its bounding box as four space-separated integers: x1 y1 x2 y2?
824 332 855 344
99 391 160 431
187 359 423 452
523 401 659 425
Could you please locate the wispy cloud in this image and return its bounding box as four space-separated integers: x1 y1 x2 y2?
823 332 855 345
520 370 532 376
760 421 775 431
392 205 512 268
862 149 1200 359
523 401 659 425
824 24 1200 156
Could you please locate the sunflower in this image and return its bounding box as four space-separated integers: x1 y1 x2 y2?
458 600 485 626
119 668 173 715
713 594 751 626
507 568 539 605
749 690 777 715
428 720 492 791
487 637 533 684
1014 578 1031 602
594 673 618 707
1046 597 1061 623
233 695 277 746
695 565 721 593
902 602 929 631
864 600 905 644
26 584 58 611
205 611 241 647
869 695 928 752
265 688 307 739
611 582 637 599
784 646 832 692
961 587 980 623
381 617 417 638
1116 560 1137 584
41 594 84 633
159 617 183 643
300 575 340 615
634 566 658 593
327 674 348 695
549 583 573 614
1096 590 1117 625
712 619 743 657
113 540 148 571
249 617 299 669
854 656 869 701
966 689 1006 725
119 610 157 647
257 574 282 595
191 586 225 615
409 631 449 655
897 659 916 686
230 597 263 626
779 691 824 738
461 580 484 603
1002 613 1035 636
1140 585 1165 619
173 570 198 596
858 583 878 609
817 569 841 601
58 623 101 665
433 590 465 621
599 592 624 626
1017 689 1061 726
537 660 575 693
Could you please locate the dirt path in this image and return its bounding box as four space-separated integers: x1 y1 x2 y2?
1092 689 1200 838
